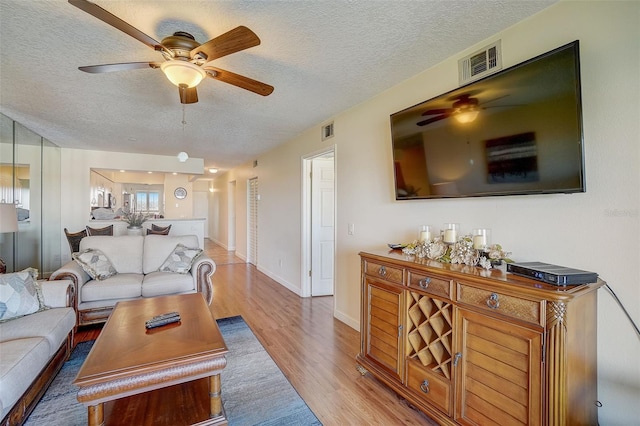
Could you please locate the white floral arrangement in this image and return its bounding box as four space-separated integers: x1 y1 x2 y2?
402 235 512 270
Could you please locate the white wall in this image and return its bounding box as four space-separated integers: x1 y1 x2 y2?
209 162 252 259
213 2 639 423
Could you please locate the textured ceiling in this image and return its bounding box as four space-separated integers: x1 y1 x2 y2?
0 0 556 172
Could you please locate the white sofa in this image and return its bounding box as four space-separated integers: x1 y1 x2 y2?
0 279 75 426
50 234 215 327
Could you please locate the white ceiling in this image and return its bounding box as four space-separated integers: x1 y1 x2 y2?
0 0 556 173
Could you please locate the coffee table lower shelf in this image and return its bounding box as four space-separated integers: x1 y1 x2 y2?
89 377 226 426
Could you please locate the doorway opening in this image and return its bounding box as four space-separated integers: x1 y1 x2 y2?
302 147 336 297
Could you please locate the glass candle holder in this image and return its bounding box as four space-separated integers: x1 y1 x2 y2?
472 228 490 250
442 223 459 244
419 225 432 242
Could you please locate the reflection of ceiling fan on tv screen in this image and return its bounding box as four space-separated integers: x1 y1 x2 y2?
417 93 510 126
69 0 274 104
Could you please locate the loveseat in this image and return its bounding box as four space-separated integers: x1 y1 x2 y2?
50 234 215 327
0 276 75 426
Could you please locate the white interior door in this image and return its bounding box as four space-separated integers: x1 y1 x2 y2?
311 157 335 296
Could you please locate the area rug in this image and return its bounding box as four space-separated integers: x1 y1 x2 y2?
25 316 321 426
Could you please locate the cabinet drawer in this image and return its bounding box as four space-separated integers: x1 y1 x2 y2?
457 282 543 326
408 271 453 300
364 260 404 285
406 360 451 416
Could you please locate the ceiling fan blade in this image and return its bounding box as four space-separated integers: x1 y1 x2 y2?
422 108 453 116
417 114 451 126
69 0 163 51
79 62 161 73
204 66 274 96
192 26 260 61
179 85 199 104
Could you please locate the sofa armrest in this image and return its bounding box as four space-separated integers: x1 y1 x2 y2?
40 279 75 309
50 260 90 305
192 255 216 305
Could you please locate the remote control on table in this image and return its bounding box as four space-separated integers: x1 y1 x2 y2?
150 312 180 322
145 315 181 329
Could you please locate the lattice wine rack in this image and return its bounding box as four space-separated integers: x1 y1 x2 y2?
406 292 453 379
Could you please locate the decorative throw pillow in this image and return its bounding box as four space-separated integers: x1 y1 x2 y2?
158 244 203 274
0 269 46 322
73 248 118 280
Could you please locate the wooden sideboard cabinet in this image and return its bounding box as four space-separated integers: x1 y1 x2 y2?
357 250 604 426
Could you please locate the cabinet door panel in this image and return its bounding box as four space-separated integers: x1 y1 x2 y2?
365 278 403 378
456 308 542 426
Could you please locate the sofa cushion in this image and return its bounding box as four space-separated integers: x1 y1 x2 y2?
0 308 75 357
142 271 195 298
73 248 118 280
158 244 203 274
0 337 51 419
80 236 144 274
81 273 143 302
143 235 199 274
0 270 45 322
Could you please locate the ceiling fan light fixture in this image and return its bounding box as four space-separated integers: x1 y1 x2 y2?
454 109 479 124
160 60 206 88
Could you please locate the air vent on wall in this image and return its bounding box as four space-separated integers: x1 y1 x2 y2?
458 40 502 85
321 122 334 141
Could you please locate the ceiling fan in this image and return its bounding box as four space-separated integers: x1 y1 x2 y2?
417 93 508 126
69 0 274 104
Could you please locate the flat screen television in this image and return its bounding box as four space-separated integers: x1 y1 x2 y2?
390 40 585 200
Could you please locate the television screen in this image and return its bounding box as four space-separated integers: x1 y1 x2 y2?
390 41 585 200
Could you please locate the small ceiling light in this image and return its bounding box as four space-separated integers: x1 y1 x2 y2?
209 168 218 173
147 171 153 174
177 151 189 162
160 60 206 88
454 109 479 124
119 170 125 173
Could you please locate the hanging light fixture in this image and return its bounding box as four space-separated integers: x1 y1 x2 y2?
454 109 480 124
160 60 206 88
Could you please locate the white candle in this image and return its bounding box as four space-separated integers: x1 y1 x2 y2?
473 234 487 249
419 230 431 242
443 229 457 243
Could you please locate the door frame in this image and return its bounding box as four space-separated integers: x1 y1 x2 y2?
301 145 336 298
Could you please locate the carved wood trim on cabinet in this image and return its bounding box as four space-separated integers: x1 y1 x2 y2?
357 250 604 426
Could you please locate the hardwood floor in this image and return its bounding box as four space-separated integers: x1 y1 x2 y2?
76 240 438 425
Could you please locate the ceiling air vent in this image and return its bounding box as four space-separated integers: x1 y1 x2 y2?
458 40 502 85
321 122 334 141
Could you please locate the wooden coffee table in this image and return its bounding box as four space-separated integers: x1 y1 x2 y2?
74 293 228 426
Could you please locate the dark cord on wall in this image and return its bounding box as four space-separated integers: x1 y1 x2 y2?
604 283 640 340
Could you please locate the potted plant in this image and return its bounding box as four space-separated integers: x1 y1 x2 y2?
122 211 149 235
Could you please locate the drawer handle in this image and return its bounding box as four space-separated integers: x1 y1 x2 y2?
378 266 386 276
420 380 430 393
419 277 431 289
487 293 500 309
453 352 462 367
